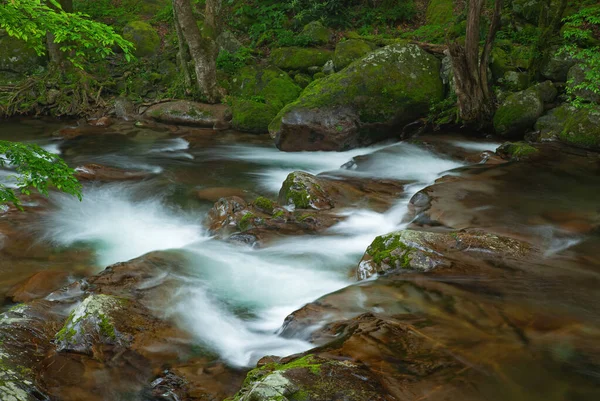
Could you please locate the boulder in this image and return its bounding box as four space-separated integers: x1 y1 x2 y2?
216 30 243 54
558 105 600 150
357 229 532 280
269 47 333 71
541 48 576 81
278 171 334 210
270 44 444 151
503 70 529 91
333 39 377 70
301 21 332 45
567 64 600 104
123 21 160 58
493 86 545 138
55 294 125 355
293 73 312 88
144 100 232 128
229 354 392 401
0 35 44 74
229 64 302 132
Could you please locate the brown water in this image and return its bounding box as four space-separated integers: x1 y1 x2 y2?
0 117 599 400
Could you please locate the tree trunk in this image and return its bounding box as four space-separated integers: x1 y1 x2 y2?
173 0 222 103
448 0 503 127
172 1 192 89
46 0 74 69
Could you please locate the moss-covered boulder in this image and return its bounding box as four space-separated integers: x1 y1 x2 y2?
426 0 455 25
270 44 444 151
0 35 44 74
558 105 600 150
278 171 334 210
301 21 332 45
567 64 600 104
490 45 531 81
230 65 302 109
493 87 545 138
333 39 377 70
357 229 532 280
293 73 312 88
229 64 302 132
231 99 279 133
541 48 576 81
145 100 232 128
55 294 124 355
229 355 391 401
269 47 333 71
503 71 530 91
123 21 160 58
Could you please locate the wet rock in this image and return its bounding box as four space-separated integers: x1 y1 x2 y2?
123 21 160 58
278 171 334 210
496 141 539 160
6 270 71 303
270 44 444 151
87 116 113 127
207 196 249 232
333 38 377 71
55 294 125 355
357 229 532 280
230 354 393 401
145 101 232 129
269 47 334 72
75 164 154 181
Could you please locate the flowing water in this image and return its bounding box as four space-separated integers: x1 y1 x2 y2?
1 118 599 400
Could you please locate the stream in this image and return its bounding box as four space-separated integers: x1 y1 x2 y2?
1 118 599 400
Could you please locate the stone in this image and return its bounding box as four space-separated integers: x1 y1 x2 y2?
123 21 160 58
114 97 137 120
503 71 530 91
270 44 444 151
278 171 334 210
493 87 544 138
567 64 600 104
216 30 243 54
144 100 232 128
301 21 332 45
231 99 278 133
6 271 71 303
333 39 377 71
269 47 334 71
74 164 154 181
496 141 539 160
0 35 44 74
541 48 576 81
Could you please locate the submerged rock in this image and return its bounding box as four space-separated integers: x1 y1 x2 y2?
145 101 232 129
269 44 444 151
75 163 154 181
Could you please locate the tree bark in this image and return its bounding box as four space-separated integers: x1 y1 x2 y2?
172 1 192 89
46 0 73 69
173 0 222 103
448 0 503 127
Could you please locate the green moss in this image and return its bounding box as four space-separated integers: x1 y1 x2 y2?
98 314 117 340
493 89 543 137
231 98 278 133
55 310 77 342
231 65 302 111
276 355 322 375
426 0 454 25
269 44 443 134
270 47 334 71
123 20 160 58
253 196 276 214
280 173 313 209
301 21 331 45
333 39 377 70
559 106 600 149
367 233 413 268
497 141 539 160
238 212 255 231
272 210 285 219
